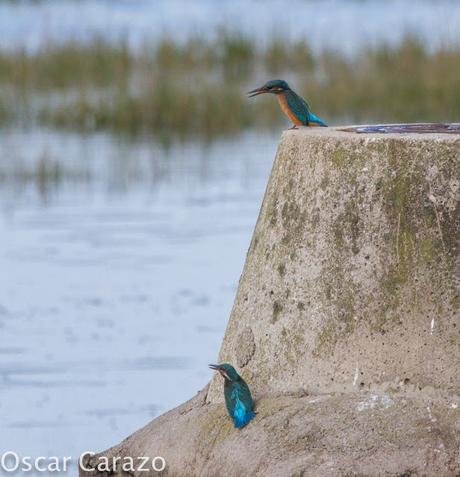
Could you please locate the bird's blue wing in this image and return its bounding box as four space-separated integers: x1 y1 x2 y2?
285 90 328 126
230 381 255 428
285 90 310 125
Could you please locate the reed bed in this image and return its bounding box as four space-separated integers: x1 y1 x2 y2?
0 34 459 138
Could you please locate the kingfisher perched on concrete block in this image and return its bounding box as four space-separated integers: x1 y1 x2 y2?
209 363 256 429
247 79 327 129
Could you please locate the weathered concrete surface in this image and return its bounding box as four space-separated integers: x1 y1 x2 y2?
80 128 460 477
209 128 460 400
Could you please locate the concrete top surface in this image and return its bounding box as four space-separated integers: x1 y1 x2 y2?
283 124 460 141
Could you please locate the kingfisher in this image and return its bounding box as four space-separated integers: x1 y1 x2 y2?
247 79 327 129
209 363 256 429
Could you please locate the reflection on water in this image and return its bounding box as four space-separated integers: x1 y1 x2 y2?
0 127 277 472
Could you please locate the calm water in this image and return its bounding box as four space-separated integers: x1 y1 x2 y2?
1 1 459 474
1 0 460 54
0 128 277 474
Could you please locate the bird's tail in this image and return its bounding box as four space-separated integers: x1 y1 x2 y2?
309 112 328 127
234 411 256 429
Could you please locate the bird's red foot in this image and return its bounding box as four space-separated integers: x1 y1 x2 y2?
289 125 298 130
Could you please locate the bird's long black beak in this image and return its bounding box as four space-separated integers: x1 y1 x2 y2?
209 363 230 380
247 86 268 98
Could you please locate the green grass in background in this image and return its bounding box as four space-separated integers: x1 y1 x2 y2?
0 33 459 138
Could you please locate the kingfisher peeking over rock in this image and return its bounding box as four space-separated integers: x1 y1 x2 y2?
209 363 256 429
247 79 328 129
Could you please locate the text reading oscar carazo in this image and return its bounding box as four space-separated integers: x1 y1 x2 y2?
0 451 166 473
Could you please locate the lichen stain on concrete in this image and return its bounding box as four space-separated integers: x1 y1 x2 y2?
235 326 256 368
280 326 306 366
331 146 348 169
277 263 286 277
271 300 283 324
377 140 460 326
313 322 337 357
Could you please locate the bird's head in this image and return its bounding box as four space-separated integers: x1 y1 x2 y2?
247 79 290 97
209 363 240 382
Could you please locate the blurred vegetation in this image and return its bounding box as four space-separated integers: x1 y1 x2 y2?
0 33 459 138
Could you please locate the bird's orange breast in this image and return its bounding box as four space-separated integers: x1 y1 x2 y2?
277 94 303 125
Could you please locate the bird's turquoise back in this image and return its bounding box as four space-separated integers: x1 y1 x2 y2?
285 90 327 127
224 378 255 428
